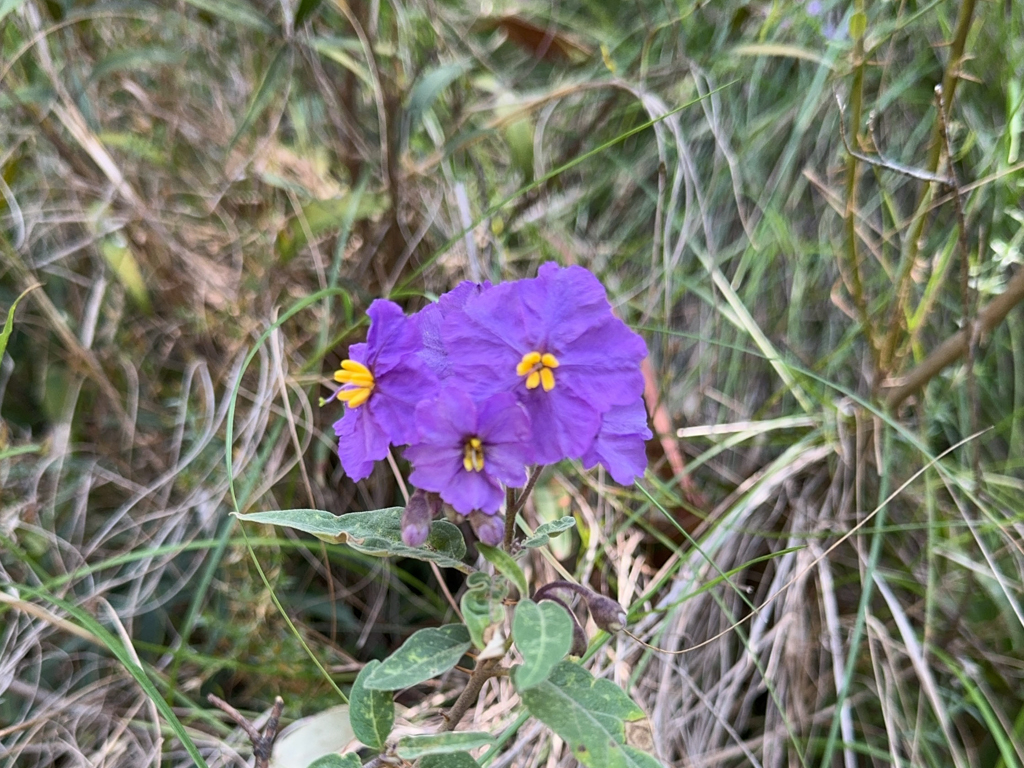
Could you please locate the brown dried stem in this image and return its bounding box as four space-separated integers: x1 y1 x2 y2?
883 267 1024 410
207 695 285 768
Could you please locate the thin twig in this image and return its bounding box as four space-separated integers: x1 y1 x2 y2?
208 694 285 768
883 266 1024 409
935 84 981 488
504 466 543 551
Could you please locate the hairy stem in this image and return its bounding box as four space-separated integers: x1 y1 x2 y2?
503 466 543 551
443 657 501 731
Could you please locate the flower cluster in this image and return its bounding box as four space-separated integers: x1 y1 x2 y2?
331 263 652 531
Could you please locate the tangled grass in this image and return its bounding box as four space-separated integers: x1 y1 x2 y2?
3 0 1024 766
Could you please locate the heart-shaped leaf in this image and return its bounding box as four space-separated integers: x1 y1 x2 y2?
349 661 393 750
516 661 664 768
363 625 471 691
512 599 573 690
395 731 494 759
235 508 469 572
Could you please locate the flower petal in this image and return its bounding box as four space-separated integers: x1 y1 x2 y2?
439 466 505 514
581 400 652 484
334 408 390 481
371 357 439 445
365 299 422 375
520 386 601 465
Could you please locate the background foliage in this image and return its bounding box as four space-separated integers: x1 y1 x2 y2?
3 0 1024 766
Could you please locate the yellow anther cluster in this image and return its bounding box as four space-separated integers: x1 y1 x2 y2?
334 359 375 408
463 437 485 472
516 350 559 391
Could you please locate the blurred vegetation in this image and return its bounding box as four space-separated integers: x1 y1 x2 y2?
2 0 1024 766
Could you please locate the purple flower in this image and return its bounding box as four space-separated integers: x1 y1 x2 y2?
401 489 443 547
581 399 652 485
333 300 438 481
405 389 531 515
469 511 504 546
412 280 490 381
442 263 647 465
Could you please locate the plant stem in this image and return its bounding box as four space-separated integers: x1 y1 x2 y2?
503 466 543 551
443 657 501 731
878 0 977 374
883 265 1024 409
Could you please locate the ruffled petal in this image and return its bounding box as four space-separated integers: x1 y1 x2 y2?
581 400 652 484
439 467 505 515
520 386 602 465
477 392 531 445
482 440 529 487
516 263 617 350
406 442 464 492
334 408 390 481
366 299 422 375
371 357 439 445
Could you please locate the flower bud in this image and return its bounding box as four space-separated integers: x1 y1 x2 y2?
469 511 504 546
586 593 627 633
401 489 436 547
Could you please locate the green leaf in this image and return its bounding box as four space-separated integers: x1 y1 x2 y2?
407 61 469 131
0 284 37 361
182 0 275 31
349 661 394 750
229 46 293 151
100 234 151 312
235 508 470 572
293 0 325 26
15 584 210 768
306 755 361 768
89 47 183 84
418 753 481 768
849 11 867 40
363 625 471 691
395 732 495 759
0 0 28 23
461 574 507 650
309 37 372 85
517 661 661 768
522 516 576 549
512 599 573 690
477 543 528 597
276 195 387 262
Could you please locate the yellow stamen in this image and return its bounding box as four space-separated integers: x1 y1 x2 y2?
340 360 371 374
540 367 555 391
334 370 374 385
517 350 560 391
333 358 375 408
337 387 371 408
516 351 542 376
463 437 485 472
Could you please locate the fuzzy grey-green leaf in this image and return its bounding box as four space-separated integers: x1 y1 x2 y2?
512 598 573 690
418 752 481 768
395 731 495 759
349 660 394 750
461 575 506 650
305 755 361 768
517 661 660 768
477 542 529 597
234 508 469 572
522 516 576 549
363 625 471 690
